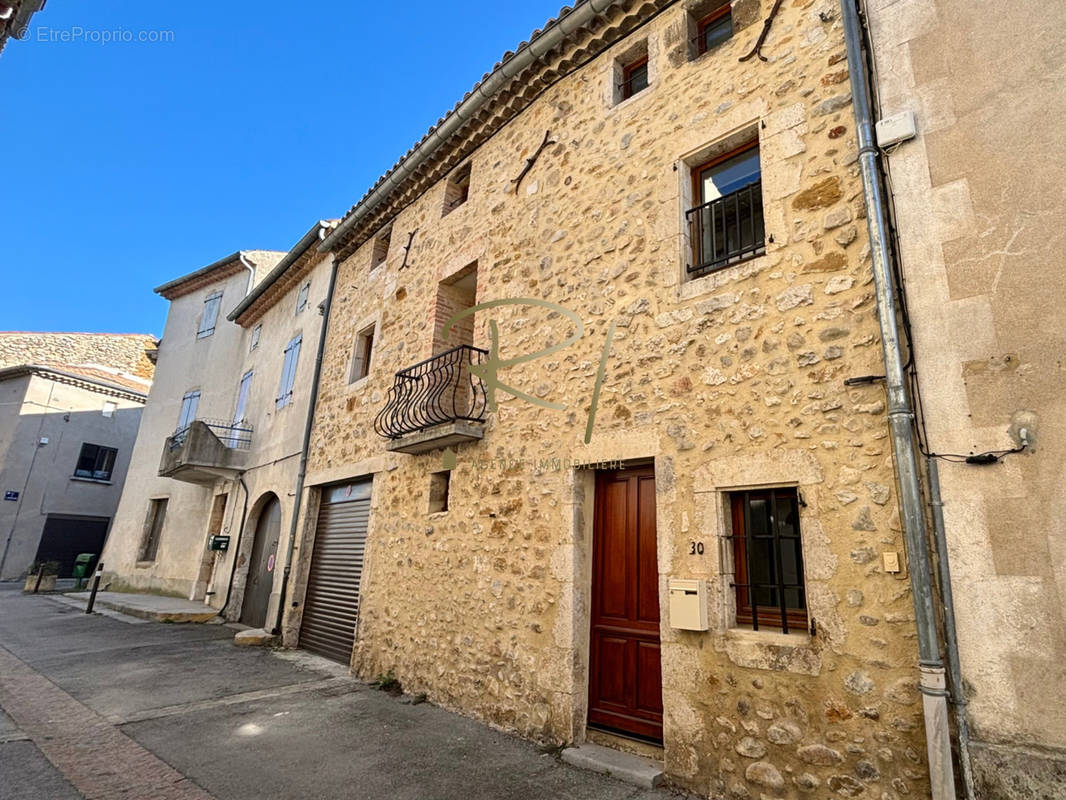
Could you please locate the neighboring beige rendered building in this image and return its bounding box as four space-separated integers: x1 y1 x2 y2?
0 332 155 580
865 1 1066 797
278 1 938 797
102 230 337 630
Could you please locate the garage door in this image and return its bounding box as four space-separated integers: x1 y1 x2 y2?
35 515 111 577
298 480 371 663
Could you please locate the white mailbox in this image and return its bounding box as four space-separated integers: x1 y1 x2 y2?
668 579 708 631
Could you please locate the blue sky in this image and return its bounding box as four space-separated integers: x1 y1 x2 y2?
0 1 561 337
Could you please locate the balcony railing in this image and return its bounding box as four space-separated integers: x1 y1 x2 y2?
687 179 765 277
167 419 253 451
374 345 489 441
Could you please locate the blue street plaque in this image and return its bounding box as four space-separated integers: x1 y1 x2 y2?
4 491 19 501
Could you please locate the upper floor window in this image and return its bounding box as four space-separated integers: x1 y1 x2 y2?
197 292 222 339
177 390 200 431
695 5 733 56
250 323 262 351
728 487 807 633
621 55 649 100
370 226 391 270
687 140 765 279
74 443 117 481
296 280 311 314
442 163 471 216
349 325 375 383
276 335 302 408
233 370 253 424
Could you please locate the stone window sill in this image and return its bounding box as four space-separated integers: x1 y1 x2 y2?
677 251 775 303
71 476 113 486
135 561 156 568
719 626 821 676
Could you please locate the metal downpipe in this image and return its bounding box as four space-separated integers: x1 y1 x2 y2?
927 457 976 800
271 251 340 637
840 0 957 797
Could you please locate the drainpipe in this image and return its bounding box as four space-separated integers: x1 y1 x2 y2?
219 472 250 617
239 252 256 295
271 239 339 637
927 457 976 800
840 2 957 798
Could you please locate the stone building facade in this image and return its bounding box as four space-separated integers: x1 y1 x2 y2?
0 332 158 380
866 0 1066 797
283 1 935 797
101 235 337 632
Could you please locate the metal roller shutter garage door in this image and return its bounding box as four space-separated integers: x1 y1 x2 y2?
298 481 370 663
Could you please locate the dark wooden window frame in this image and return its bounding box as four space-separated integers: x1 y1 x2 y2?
73 442 118 481
695 5 733 56
729 487 809 633
620 55 650 100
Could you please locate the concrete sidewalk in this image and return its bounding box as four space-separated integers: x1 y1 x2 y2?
0 585 683 800
62 590 219 622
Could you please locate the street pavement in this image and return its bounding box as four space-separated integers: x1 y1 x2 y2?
0 584 680 800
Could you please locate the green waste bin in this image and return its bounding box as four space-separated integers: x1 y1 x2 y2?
72 553 96 590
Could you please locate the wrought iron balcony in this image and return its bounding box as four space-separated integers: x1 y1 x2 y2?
160 419 252 484
687 179 765 278
374 344 489 454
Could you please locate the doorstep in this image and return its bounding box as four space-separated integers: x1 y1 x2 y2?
561 742 664 789
63 591 219 623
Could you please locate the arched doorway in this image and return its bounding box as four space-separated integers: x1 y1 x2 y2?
240 493 281 629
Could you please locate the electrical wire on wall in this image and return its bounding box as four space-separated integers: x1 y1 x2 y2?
850 1 1026 468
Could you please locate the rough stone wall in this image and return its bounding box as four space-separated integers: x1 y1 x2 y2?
0 332 157 380
300 1 931 797
866 0 1066 797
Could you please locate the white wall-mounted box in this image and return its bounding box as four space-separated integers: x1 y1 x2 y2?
668 578 708 631
875 110 918 149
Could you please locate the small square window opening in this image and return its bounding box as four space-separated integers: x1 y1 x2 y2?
695 6 733 57
371 227 392 270
443 163 472 216
621 56 649 100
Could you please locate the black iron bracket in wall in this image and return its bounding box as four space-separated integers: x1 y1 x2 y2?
399 229 417 270
739 0 786 62
512 129 557 193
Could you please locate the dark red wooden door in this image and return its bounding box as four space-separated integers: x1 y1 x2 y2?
588 467 663 742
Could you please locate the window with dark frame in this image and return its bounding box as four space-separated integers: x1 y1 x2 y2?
620 55 649 100
442 162 471 216
73 443 118 481
349 325 375 383
687 139 765 278
728 487 808 633
139 498 168 562
695 5 733 56
370 227 391 270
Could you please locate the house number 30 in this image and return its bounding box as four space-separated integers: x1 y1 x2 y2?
689 541 705 555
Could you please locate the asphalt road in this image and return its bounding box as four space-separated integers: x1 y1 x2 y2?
0 585 677 800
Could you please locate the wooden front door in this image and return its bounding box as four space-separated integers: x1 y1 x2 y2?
588 467 663 743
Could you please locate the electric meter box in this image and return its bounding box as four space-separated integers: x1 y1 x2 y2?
668 579 708 631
